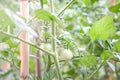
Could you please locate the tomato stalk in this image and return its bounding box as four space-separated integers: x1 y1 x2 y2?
40 0 43 8
20 0 29 80
50 0 63 80
88 60 106 80
57 0 75 17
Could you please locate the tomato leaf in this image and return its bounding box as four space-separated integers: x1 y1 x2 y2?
79 55 97 67
109 3 120 13
0 9 15 32
35 9 63 28
88 15 115 41
114 40 120 53
35 9 57 21
0 33 9 42
101 51 113 60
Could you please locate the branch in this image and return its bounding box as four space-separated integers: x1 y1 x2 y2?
0 31 54 56
87 60 106 79
57 0 75 17
40 0 43 8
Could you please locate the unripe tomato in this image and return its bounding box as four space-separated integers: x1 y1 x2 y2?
40 43 52 56
56 29 64 35
59 48 73 60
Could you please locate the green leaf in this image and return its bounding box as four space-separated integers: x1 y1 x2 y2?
66 24 73 31
83 0 91 5
0 9 15 32
0 50 9 56
35 9 57 21
0 33 9 42
6 39 16 48
79 55 97 67
35 9 63 28
109 3 120 13
91 0 98 4
43 70 56 80
29 59 35 72
88 15 115 41
101 51 113 60
30 46 37 53
114 40 120 52
43 0 47 4
83 0 98 5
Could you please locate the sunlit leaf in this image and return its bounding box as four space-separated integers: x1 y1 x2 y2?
35 9 57 21
83 0 98 5
4 9 38 37
89 15 115 41
79 55 97 66
101 51 113 60
0 33 9 42
91 0 98 4
35 9 63 28
114 40 120 52
109 3 120 13
6 39 17 48
0 9 15 32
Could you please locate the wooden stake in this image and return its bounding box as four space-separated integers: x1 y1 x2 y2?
110 0 115 6
35 51 41 79
20 0 29 80
35 36 41 80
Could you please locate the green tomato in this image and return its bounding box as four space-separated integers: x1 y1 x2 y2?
59 48 73 60
40 43 52 56
56 29 64 35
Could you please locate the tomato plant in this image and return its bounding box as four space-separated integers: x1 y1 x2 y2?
0 0 120 80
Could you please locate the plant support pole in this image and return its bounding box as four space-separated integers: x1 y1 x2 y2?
20 0 29 80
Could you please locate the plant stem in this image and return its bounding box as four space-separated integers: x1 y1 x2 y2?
57 0 75 17
40 0 43 8
50 0 63 79
87 60 106 79
53 56 63 80
46 56 51 71
0 31 54 56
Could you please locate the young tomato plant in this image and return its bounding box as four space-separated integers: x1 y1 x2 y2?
0 0 120 80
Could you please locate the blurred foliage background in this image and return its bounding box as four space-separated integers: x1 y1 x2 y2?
0 0 120 80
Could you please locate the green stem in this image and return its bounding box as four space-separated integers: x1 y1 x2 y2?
87 60 106 79
53 56 63 80
0 56 11 63
51 55 82 65
50 0 63 79
0 31 53 56
57 0 75 17
46 56 51 71
51 22 56 52
40 0 43 8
